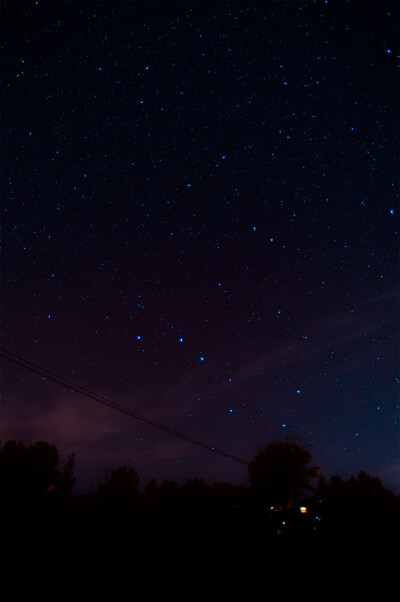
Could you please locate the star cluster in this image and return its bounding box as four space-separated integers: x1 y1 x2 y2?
1 1 398 493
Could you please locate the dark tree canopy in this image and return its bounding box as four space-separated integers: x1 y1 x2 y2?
56 452 76 498
98 466 140 501
0 440 76 502
248 441 320 508
316 471 400 524
1 440 59 500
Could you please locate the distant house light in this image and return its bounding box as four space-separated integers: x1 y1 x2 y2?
300 506 308 514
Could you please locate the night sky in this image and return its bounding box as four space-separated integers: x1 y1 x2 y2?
1 0 399 495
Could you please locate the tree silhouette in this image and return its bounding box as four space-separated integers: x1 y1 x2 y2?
158 479 179 493
55 452 76 498
0 440 61 501
248 441 320 509
316 470 400 537
144 478 159 496
181 478 210 495
98 465 140 501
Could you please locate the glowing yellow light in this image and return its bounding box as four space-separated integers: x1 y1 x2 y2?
300 506 307 514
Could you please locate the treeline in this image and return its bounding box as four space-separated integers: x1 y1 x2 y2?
1 438 398 524
1 439 399 599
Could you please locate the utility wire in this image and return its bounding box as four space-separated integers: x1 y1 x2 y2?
3 220 298 426
2 220 259 415
0 346 250 466
4 235 249 412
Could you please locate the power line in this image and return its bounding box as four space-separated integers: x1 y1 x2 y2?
3 220 300 429
0 346 249 466
3 220 304 440
2 219 261 416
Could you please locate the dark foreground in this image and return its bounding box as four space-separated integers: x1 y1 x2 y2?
2 495 398 601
